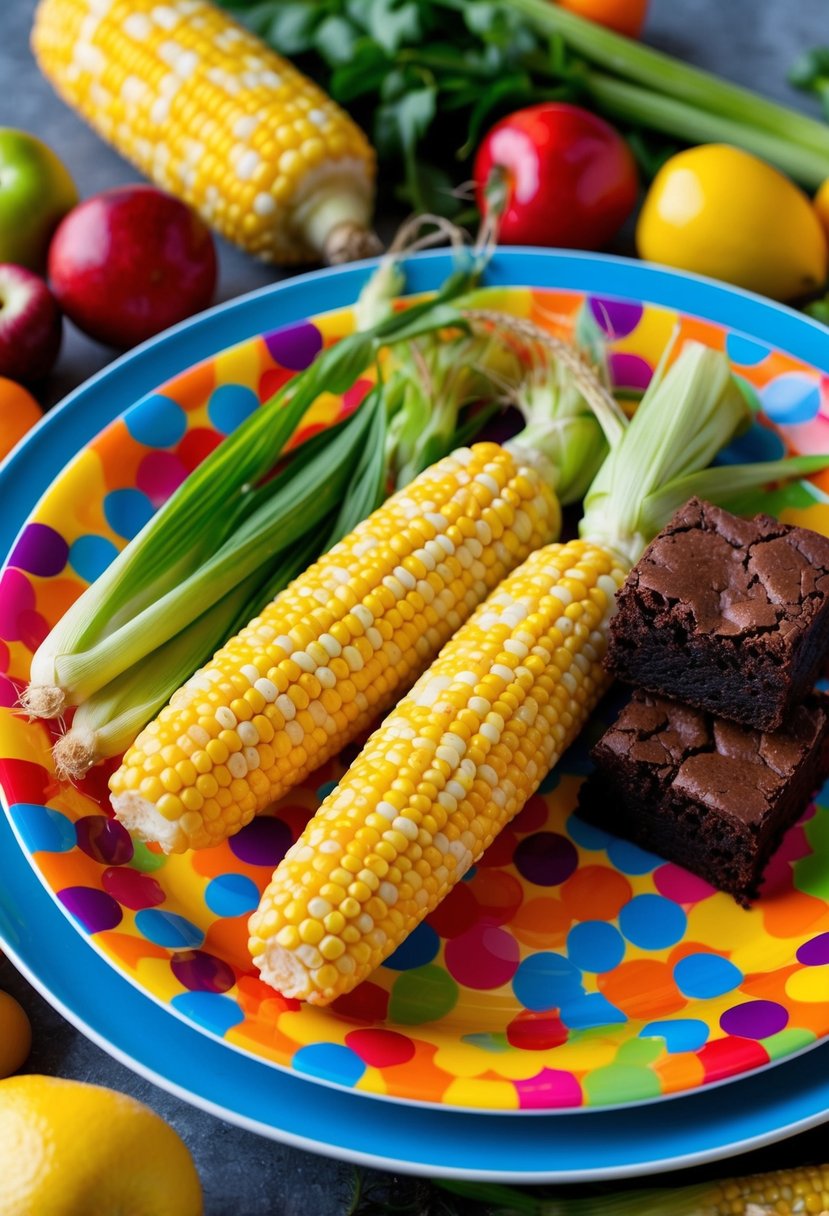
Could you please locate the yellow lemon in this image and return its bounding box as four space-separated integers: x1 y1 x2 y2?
0 993 31 1078
0 1075 203 1216
636 144 828 301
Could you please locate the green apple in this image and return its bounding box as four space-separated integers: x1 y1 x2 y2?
0 129 78 271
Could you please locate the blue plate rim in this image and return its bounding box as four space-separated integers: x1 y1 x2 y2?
2 247 829 1176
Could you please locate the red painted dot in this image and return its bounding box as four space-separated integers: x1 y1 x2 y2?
444 924 520 990
342 377 374 413
17 609 50 652
102 867 166 910
471 869 523 925
426 881 479 939
507 1009 568 1050
137 451 189 506
476 828 518 868
344 1028 416 1067
330 981 389 1023
698 1035 769 1083
177 427 223 472
0 674 18 708
258 367 293 403
1 758 53 805
78 757 123 811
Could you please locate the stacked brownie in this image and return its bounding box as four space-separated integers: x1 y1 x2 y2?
578 498 829 905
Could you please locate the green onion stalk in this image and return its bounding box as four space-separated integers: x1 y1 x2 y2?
508 0 829 188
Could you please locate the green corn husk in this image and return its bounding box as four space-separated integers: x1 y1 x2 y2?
580 340 829 564
24 273 480 720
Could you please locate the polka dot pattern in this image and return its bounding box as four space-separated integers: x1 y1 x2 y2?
4 292 829 1112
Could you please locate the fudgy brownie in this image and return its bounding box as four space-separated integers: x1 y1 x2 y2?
578 690 829 905
606 497 829 731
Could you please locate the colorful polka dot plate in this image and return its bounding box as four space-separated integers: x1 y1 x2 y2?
3 252 829 1117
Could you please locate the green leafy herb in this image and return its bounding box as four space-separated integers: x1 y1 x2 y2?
789 46 829 121
218 0 829 217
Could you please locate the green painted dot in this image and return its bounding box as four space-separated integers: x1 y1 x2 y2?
388 964 458 1025
582 1063 661 1106
616 1036 663 1067
130 841 169 873
760 1026 816 1061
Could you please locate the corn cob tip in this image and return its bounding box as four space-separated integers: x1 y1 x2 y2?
250 938 328 1005
20 683 65 720
109 791 190 855
323 222 383 265
52 729 98 782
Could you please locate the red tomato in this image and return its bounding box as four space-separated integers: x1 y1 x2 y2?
474 103 639 251
557 0 649 39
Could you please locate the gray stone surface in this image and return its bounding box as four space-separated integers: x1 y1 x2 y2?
0 1 827 1212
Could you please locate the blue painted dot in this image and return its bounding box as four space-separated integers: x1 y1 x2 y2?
135 909 205 948
567 921 626 973
103 488 155 540
566 813 612 851
125 393 188 447
68 535 120 582
607 838 659 875
384 921 440 970
462 866 477 883
9 803 76 853
207 384 260 435
171 991 245 1035
726 334 770 366
293 1042 366 1088
619 895 686 950
762 373 822 425
717 420 786 466
560 992 626 1030
204 874 260 918
640 1018 710 1053
316 780 338 800
512 952 584 1012
674 952 743 998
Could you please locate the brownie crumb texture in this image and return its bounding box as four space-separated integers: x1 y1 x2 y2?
578 690 829 905
606 497 829 731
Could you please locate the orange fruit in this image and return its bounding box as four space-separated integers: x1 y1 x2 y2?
0 378 42 461
0 993 31 1078
557 0 649 38
0 1076 203 1216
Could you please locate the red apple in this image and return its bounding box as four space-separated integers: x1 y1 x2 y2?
48 185 217 348
0 264 62 383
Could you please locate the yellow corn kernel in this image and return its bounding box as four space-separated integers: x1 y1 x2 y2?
110 445 560 853
32 0 377 263
248 539 626 1005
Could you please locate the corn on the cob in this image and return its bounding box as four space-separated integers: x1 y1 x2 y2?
32 0 378 264
249 538 625 1003
109 444 561 852
249 342 829 1005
